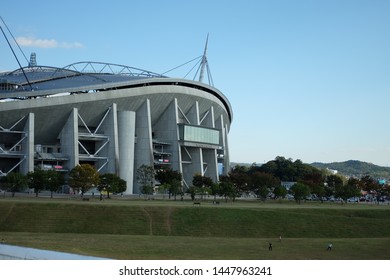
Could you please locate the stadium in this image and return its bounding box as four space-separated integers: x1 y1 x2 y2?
0 52 232 194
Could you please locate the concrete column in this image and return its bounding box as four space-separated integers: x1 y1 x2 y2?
186 102 200 125
182 146 203 185
224 122 230 174
203 149 219 182
201 106 218 180
99 104 119 174
153 98 182 173
135 99 154 168
59 108 79 170
215 115 225 147
216 114 229 175
118 111 136 194
201 106 215 128
134 99 154 194
21 113 34 174
183 101 203 182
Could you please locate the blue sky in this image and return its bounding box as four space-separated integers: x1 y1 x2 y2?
1 0 389 166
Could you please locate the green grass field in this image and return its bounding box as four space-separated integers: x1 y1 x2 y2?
1 196 389 259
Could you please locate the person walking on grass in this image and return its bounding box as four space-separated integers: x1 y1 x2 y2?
327 243 333 251
269 243 272 251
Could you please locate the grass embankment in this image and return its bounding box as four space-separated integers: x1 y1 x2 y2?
1 198 390 259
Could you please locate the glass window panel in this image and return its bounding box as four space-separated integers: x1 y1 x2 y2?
180 125 220 145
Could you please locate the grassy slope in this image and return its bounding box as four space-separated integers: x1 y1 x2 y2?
1 198 390 259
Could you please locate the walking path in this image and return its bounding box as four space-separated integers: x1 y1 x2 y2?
0 243 110 260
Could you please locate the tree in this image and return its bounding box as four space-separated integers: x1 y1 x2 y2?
27 168 46 197
309 183 325 201
256 185 270 202
140 184 154 199
380 184 390 199
219 179 237 202
229 166 250 195
249 172 279 201
155 168 182 185
168 179 182 200
27 169 64 198
69 164 100 196
290 182 310 204
359 175 380 194
115 178 127 195
262 156 296 181
335 177 361 203
136 165 155 198
98 173 126 198
219 175 238 202
259 156 325 183
300 170 325 199
2 172 28 197
192 174 204 189
273 185 287 199
202 176 213 200
325 174 344 197
155 168 182 199
45 169 64 198
209 182 221 202
186 186 198 201
192 174 213 199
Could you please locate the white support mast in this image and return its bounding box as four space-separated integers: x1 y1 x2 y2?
198 33 209 83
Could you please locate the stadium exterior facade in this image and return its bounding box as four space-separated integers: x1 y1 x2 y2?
0 62 232 194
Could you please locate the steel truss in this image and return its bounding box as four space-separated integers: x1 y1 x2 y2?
0 116 27 176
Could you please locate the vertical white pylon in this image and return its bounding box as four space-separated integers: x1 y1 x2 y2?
199 33 209 83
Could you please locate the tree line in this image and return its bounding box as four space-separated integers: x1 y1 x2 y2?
0 164 126 198
137 157 390 203
1 157 389 202
225 156 389 203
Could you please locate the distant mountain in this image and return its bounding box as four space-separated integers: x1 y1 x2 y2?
310 160 390 179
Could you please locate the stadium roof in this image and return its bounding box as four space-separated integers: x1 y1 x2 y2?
0 61 232 122
0 62 166 97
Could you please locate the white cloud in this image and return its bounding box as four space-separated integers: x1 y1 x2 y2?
16 36 83 49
